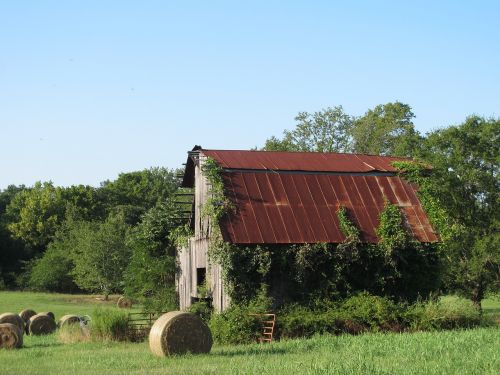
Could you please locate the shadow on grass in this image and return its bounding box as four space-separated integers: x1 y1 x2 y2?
25 341 64 348
211 340 319 358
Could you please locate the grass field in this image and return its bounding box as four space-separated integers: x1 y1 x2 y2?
0 291 141 318
0 292 499 375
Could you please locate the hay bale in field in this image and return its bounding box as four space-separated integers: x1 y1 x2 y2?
39 311 55 320
0 313 25 333
19 309 37 333
19 309 37 324
0 323 23 349
117 296 133 309
149 311 212 357
58 314 80 328
28 313 56 335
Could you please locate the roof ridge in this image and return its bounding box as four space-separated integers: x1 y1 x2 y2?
200 148 411 159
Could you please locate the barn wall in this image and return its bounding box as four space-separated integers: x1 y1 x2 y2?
177 154 230 312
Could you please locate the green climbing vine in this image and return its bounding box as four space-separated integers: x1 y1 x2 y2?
336 206 360 245
201 157 233 221
376 200 410 257
168 224 193 249
391 160 459 243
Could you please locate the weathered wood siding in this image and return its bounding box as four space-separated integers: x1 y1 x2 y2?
177 155 230 312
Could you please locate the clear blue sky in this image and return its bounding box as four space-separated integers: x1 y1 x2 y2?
1 1 499 188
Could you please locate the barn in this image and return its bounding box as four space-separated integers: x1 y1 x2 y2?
176 147 438 312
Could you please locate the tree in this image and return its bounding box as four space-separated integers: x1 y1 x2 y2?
61 184 106 222
264 106 354 152
6 182 66 250
27 218 80 293
124 200 181 311
100 167 179 225
0 185 28 287
71 214 131 299
351 102 422 156
419 116 500 309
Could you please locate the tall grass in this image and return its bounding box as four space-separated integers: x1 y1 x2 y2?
57 323 90 344
89 308 128 341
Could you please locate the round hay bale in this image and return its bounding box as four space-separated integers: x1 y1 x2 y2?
0 313 24 333
28 314 56 335
19 309 37 333
39 311 55 320
0 323 23 349
117 296 133 309
149 311 212 357
58 314 80 328
19 309 37 324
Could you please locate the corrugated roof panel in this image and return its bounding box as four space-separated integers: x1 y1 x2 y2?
255 173 290 243
220 172 437 244
266 174 302 242
241 173 276 243
222 173 249 243
281 174 318 242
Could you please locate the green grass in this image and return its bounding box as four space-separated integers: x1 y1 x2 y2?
0 327 498 375
0 291 140 319
0 292 499 375
482 296 500 319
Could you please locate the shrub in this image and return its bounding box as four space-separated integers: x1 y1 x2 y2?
188 301 212 323
209 304 261 345
278 293 402 339
28 245 77 292
90 308 129 341
404 297 482 331
339 292 402 331
277 304 340 339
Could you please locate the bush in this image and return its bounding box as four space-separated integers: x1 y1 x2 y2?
339 292 402 331
28 245 77 292
90 308 129 341
277 304 339 339
209 304 261 345
278 293 402 339
404 297 482 331
188 301 212 323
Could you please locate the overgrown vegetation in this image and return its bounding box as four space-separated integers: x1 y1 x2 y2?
208 293 488 344
89 308 129 341
202 160 440 307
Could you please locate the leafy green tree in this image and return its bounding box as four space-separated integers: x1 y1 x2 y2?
6 182 66 250
27 218 80 292
124 200 181 311
61 184 105 221
71 214 131 299
264 106 354 152
100 167 179 224
351 102 422 156
417 116 500 309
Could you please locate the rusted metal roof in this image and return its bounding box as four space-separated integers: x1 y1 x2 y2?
219 172 438 244
202 149 408 173
181 148 437 244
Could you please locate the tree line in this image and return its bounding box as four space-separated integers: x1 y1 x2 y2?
0 168 181 309
0 101 498 310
